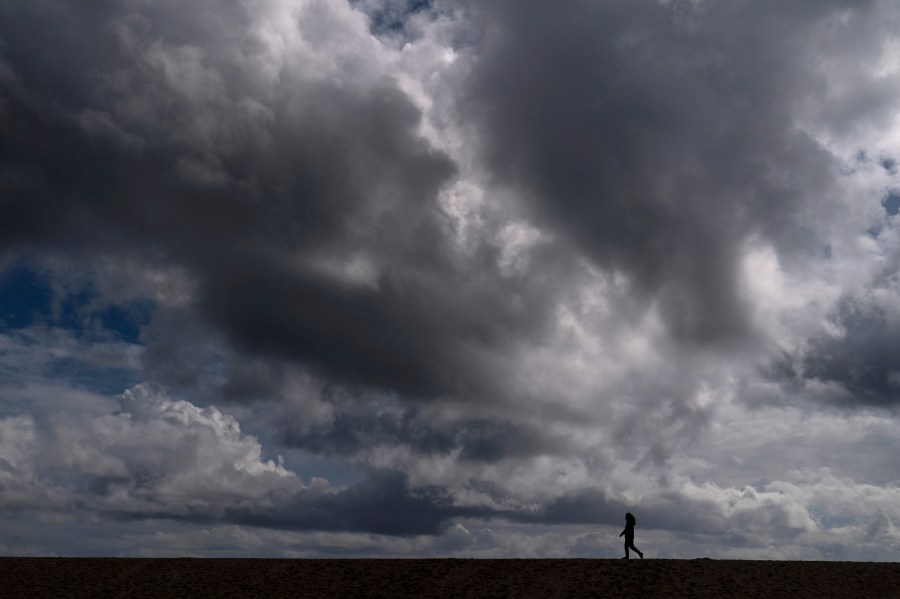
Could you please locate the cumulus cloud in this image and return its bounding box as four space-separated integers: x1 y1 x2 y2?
0 383 472 538
0 384 296 516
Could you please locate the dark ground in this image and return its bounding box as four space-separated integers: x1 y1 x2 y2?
2 557 900 598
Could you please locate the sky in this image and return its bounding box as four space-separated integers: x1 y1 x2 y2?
1 0 900 560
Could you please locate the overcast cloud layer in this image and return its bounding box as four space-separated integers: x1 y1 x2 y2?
2 0 900 559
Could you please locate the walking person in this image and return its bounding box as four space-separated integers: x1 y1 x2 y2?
620 512 643 559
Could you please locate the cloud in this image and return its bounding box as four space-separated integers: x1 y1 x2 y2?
770 279 900 407
0 382 469 537
0 384 298 518
0 415 64 512
0 0 466 399
2 0 900 559
225 469 462 536
3 379 900 558
459 0 890 347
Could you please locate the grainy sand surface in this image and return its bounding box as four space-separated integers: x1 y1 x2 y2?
2 557 900 598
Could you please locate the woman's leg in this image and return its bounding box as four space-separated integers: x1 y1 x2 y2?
627 540 643 559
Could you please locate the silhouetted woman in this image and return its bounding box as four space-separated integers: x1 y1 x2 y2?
619 512 643 559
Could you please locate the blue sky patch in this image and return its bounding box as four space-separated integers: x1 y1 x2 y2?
0 260 152 343
883 189 900 216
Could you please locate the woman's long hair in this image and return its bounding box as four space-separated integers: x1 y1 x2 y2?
626 512 636 526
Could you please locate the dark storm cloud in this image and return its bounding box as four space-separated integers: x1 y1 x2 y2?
282 404 454 456
100 468 482 537
0 6 451 396
509 487 630 527
460 0 871 345
96 464 809 540
769 297 900 408
280 404 558 461
0 1 580 404
6 0 889 414
226 470 463 536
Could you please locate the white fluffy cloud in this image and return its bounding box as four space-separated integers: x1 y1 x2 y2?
0 383 300 521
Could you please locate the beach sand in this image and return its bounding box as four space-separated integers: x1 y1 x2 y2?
3 557 900 598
